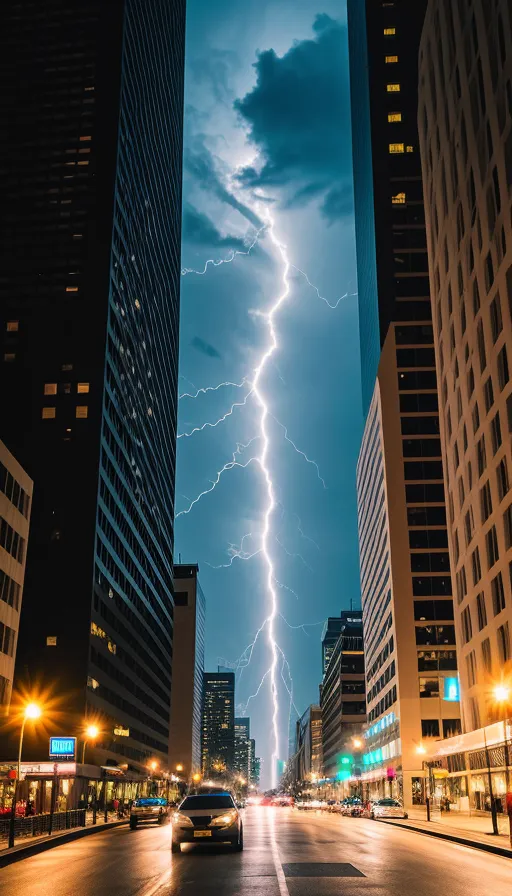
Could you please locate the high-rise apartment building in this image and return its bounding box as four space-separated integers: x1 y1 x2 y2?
202 672 235 776
234 717 251 781
0 0 185 769
320 612 366 780
418 0 512 732
168 565 206 777
321 617 344 677
348 0 461 806
0 442 33 715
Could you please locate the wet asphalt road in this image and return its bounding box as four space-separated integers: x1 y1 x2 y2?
1 807 511 896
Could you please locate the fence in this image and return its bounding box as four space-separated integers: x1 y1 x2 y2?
0 809 86 841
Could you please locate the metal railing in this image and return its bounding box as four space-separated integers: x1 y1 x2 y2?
0 809 86 841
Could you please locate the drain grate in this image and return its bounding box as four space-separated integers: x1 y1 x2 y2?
282 863 365 878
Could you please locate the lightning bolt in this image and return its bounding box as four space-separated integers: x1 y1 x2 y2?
181 223 267 276
175 438 259 518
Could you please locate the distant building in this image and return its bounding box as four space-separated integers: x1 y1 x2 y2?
233 717 251 781
322 612 362 678
168 565 205 777
0 441 33 714
0 0 186 769
418 0 512 733
251 750 261 789
202 671 235 776
293 705 323 783
320 612 366 780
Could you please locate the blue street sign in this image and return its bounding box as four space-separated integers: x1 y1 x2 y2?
49 736 76 759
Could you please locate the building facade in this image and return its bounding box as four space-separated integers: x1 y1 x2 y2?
321 617 344 677
320 612 366 780
168 565 205 777
202 672 235 776
0 442 33 715
358 345 461 807
0 0 186 769
234 717 251 781
418 0 512 733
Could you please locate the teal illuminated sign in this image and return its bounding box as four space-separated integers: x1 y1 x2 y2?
49 737 76 759
443 677 460 702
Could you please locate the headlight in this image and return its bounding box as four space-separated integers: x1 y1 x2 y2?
210 810 238 827
173 812 193 826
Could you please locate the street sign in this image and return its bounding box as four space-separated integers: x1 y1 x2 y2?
49 736 76 760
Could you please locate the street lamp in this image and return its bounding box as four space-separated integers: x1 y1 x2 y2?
9 703 42 848
82 724 99 764
149 760 158 773
492 683 511 795
176 763 184 773
352 738 363 750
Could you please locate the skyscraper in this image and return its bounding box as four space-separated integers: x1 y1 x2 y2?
233 717 251 781
321 611 362 678
169 565 206 777
348 0 461 806
418 0 512 731
202 672 235 776
0 0 186 769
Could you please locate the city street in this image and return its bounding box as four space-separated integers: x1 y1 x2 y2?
2 807 511 895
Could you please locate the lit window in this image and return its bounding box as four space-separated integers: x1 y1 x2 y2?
79 136 91 141
42 408 56 419
77 161 89 166
385 56 398 63
87 676 100 690
73 234 83 240
76 406 88 419
406 145 414 153
77 383 90 393
392 192 406 204
46 636 57 647
6 321 19 332
84 86 95 92
388 112 402 122
44 383 57 395
66 286 79 293
387 83 400 92
4 353 15 362
384 27 396 35
389 143 405 153
78 148 90 154
134 299 141 310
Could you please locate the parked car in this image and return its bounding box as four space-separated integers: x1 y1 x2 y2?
370 798 408 819
129 797 171 829
171 792 243 853
341 798 362 816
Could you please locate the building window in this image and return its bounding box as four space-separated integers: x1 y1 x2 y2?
490 295 503 343
480 481 493 522
472 402 480 434
421 719 440 738
461 606 473 644
6 321 19 332
477 321 486 372
387 83 401 92
484 377 494 413
388 112 402 122
497 457 510 501
392 192 406 204
384 27 396 35
464 508 474 545
477 435 486 477
481 638 492 672
76 406 88 419
492 572 506 616
66 286 79 293
486 525 499 569
491 411 502 454
471 547 482 585
385 55 398 63
498 345 509 391
4 353 16 363
504 502 512 549
476 592 487 630
389 143 405 153
497 622 511 663
42 408 56 419
466 650 477 687
406 145 414 152
419 678 440 698
77 383 90 394
44 383 57 396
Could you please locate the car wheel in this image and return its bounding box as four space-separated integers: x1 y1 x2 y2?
171 841 181 854
130 818 138 830
234 825 244 851
404 813 408 819
370 813 375 820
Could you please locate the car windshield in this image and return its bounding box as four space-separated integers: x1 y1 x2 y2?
180 795 234 810
135 798 166 807
378 799 401 806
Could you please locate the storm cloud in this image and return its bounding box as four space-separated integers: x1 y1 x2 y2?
182 202 246 249
234 15 352 222
191 336 223 360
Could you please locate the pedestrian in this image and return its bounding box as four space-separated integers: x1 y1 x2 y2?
113 797 120 813
25 799 35 817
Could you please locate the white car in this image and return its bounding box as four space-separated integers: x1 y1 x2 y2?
171 792 243 853
371 798 408 819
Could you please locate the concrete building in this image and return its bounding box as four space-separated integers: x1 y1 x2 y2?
418 0 512 734
320 612 366 780
358 338 461 807
168 565 205 778
0 441 33 714
202 671 235 776
291 705 323 785
321 616 344 677
0 0 185 771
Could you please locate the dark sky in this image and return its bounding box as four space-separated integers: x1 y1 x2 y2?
175 0 362 787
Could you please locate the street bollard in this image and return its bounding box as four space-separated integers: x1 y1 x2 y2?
426 796 431 822
8 779 18 849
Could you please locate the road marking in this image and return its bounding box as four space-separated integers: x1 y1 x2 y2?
268 813 290 896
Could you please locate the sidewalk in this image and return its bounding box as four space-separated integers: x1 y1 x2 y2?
380 807 512 857
0 814 127 867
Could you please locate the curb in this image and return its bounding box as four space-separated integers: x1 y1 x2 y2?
0 819 127 868
378 818 512 859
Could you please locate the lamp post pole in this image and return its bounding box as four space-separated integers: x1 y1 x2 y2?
484 728 499 835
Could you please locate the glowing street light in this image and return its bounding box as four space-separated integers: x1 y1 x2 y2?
18 703 42 779
192 773 201 784
416 744 426 755
149 760 158 773
493 685 511 704
82 724 99 764
176 763 184 773
352 738 363 750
